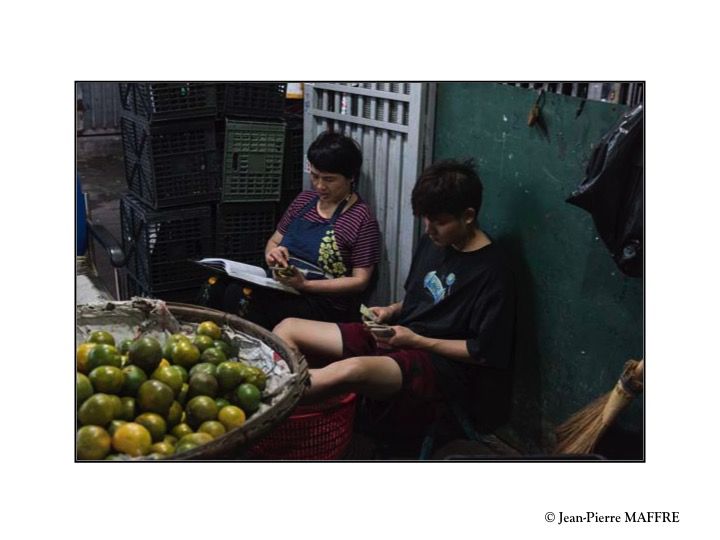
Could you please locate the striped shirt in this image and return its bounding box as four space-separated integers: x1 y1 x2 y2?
277 190 381 270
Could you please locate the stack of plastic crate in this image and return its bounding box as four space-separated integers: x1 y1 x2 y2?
215 83 289 267
118 83 221 302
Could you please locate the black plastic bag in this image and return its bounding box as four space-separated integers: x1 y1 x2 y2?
567 104 643 277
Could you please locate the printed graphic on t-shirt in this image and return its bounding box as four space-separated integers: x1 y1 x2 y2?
423 270 456 304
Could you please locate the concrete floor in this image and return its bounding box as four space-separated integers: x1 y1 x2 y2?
77 134 127 299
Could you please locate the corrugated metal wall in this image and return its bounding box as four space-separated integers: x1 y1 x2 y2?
303 83 436 305
77 82 122 134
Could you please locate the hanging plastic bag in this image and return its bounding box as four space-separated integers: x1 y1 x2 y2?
567 104 643 277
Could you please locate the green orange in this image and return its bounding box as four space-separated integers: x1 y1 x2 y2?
171 423 193 439
121 365 147 396
243 366 267 391
119 397 136 421
152 365 184 396
76 373 94 407
150 441 175 457
200 347 227 366
213 340 233 358
197 321 222 340
190 362 217 378
170 340 201 369
218 405 246 430
193 334 215 352
77 426 112 460
137 380 174 416
86 344 122 371
185 396 218 428
216 361 245 391
88 330 116 347
135 412 167 443
78 393 116 427
198 420 226 439
89 366 125 395
112 422 152 457
188 372 219 399
166 401 183 428
234 383 261 415
76 342 98 374
129 336 163 374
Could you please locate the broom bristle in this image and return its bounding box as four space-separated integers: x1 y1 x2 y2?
554 393 610 454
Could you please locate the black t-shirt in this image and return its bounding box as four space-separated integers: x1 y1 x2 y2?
398 234 515 371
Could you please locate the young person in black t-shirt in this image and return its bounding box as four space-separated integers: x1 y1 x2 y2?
273 160 515 429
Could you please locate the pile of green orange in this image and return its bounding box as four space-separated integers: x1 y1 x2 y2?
76 320 267 460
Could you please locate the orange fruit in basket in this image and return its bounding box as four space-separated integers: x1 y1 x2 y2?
215 397 230 410
185 396 218 428
135 412 167 443
76 343 97 374
190 362 217 378
218 405 246 430
201 347 227 366
171 423 193 439
150 441 175 457
88 330 116 347
175 433 214 455
77 425 112 460
193 334 215 352
197 321 222 340
234 383 261 415
171 341 201 369
137 380 174 416
89 366 125 395
213 340 233 358
164 434 178 446
166 401 183 428
163 333 190 359
121 365 147 397
107 395 123 419
112 422 152 457
198 420 226 439
76 373 94 407
108 420 127 437
119 397 136 421
216 361 245 391
177 383 189 406
171 365 189 383
87 344 122 372
129 336 163 375
188 373 219 399
118 338 134 355
152 366 184 396
78 393 116 427
243 367 267 391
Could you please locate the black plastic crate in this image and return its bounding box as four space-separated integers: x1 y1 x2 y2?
283 117 304 192
222 120 285 202
120 195 213 291
216 202 276 266
119 83 217 122
126 273 204 305
121 116 221 209
219 83 286 120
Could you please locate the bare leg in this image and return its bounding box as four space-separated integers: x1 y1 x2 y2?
273 318 344 366
304 355 403 403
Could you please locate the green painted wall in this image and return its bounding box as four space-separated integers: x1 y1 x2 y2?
434 83 643 451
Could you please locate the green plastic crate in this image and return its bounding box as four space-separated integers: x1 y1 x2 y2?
222 120 285 202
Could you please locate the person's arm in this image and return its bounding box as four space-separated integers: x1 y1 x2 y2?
265 230 289 267
378 328 476 363
277 265 374 295
369 302 403 323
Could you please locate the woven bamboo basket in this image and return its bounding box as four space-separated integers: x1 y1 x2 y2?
76 300 308 460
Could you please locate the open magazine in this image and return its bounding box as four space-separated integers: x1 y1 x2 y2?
194 258 301 295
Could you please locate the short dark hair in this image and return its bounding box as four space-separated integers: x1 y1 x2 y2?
411 159 483 218
307 131 363 181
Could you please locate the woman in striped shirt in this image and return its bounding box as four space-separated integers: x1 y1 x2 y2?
238 131 381 330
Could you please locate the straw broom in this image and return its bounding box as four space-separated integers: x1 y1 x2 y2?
554 358 644 455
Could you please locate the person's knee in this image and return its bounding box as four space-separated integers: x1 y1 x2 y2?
273 317 300 337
